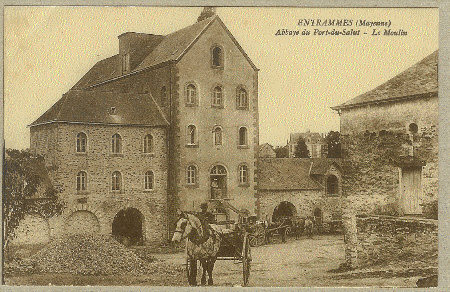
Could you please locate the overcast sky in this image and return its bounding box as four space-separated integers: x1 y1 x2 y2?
4 6 439 149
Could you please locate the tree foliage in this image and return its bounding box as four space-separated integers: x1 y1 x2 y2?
326 131 341 158
294 136 310 158
274 145 289 158
3 149 64 249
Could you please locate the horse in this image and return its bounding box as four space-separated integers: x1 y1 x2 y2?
171 212 222 286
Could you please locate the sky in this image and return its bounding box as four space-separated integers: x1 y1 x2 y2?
4 6 439 149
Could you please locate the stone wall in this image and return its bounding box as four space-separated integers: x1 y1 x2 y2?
30 123 169 245
348 216 438 269
339 95 438 215
258 190 342 223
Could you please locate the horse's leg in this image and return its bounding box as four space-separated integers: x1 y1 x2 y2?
190 259 198 286
207 258 216 286
200 259 207 286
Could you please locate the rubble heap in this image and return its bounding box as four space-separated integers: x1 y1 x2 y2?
29 234 157 275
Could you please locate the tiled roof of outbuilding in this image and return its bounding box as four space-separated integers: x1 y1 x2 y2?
332 50 438 110
29 90 169 127
309 158 342 175
73 15 257 90
258 158 322 191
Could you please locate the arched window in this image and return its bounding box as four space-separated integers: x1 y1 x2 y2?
327 175 339 196
112 134 122 154
112 171 122 191
237 88 248 109
238 165 248 185
161 86 167 107
188 125 197 145
144 171 154 190
143 134 153 154
212 86 223 107
239 127 248 146
213 126 223 146
409 123 418 134
212 46 223 67
76 132 87 153
77 171 87 191
186 84 197 105
187 165 197 185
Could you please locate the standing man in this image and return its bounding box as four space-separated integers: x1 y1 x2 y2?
199 203 215 224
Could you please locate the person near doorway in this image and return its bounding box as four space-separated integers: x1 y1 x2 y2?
211 178 220 199
304 216 314 238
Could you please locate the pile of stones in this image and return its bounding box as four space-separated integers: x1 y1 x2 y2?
29 234 159 276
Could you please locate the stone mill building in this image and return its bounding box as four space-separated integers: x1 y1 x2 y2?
332 50 438 216
28 10 259 246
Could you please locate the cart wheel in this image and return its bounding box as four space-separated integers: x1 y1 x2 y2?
242 234 251 286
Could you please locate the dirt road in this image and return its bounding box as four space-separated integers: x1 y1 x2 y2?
157 234 419 287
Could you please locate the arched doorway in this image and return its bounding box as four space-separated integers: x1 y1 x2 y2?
210 165 227 199
272 201 297 222
327 175 339 196
13 213 50 245
112 208 144 246
66 210 100 235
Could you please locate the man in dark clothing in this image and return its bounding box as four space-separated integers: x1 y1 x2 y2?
199 203 215 224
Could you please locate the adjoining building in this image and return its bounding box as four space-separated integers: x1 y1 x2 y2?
288 131 326 158
331 50 438 216
259 143 276 158
28 9 259 245
257 158 342 226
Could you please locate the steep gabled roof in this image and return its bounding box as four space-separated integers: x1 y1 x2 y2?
289 132 324 144
74 15 258 90
29 90 169 127
332 50 438 110
309 158 342 175
258 158 322 191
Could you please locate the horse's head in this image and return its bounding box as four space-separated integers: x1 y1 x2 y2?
171 212 192 243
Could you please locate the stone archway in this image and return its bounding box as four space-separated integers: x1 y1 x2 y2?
272 201 297 222
66 210 100 235
12 212 50 245
112 208 144 246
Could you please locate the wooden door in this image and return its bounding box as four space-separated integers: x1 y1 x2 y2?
401 167 422 214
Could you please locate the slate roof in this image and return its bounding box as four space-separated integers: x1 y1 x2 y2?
332 50 438 110
73 15 257 90
258 158 322 191
29 90 169 127
309 158 342 175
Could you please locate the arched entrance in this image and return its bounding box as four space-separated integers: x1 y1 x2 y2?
66 210 100 235
210 165 227 199
112 208 144 246
272 201 297 222
327 175 339 196
13 213 50 245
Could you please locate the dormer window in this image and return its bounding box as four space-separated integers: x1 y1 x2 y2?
122 53 130 73
211 45 223 68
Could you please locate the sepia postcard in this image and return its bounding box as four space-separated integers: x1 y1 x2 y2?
2 4 446 289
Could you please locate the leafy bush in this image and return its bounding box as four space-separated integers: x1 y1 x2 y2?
372 203 399 217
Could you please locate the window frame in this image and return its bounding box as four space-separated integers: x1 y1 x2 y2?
144 170 154 191
111 171 122 192
236 87 249 110
212 85 224 108
186 165 198 187
111 133 122 155
185 83 197 106
326 175 339 196
76 132 87 153
76 171 87 192
238 164 249 186
143 134 154 154
213 126 223 146
187 125 198 147
211 45 224 69
238 127 248 148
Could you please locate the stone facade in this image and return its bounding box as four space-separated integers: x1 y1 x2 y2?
28 14 258 245
332 51 438 216
30 123 169 245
